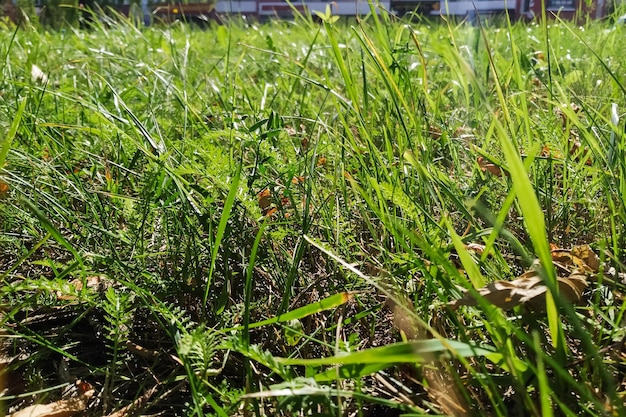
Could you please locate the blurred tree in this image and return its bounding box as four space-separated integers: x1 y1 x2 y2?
1 0 38 27
16 0 38 24
1 0 19 22
39 0 80 28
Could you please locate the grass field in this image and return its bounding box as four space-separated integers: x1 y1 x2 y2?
2 7 626 416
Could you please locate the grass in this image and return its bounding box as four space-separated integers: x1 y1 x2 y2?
1 7 626 416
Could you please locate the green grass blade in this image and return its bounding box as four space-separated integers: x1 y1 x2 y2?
447 219 486 289
21 196 84 278
0 97 27 169
497 122 562 351
313 362 392 382
276 339 501 366
225 292 353 332
535 332 554 417
243 385 419 413
203 161 241 314
244 219 268 346
1 233 51 281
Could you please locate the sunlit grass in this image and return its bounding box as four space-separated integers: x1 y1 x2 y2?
1 9 626 416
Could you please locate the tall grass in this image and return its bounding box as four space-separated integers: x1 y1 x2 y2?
1 8 626 416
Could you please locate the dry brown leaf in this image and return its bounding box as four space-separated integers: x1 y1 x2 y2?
9 389 94 417
449 269 588 312
257 188 271 211
258 188 279 217
291 175 305 185
264 207 278 217
558 270 587 303
571 245 601 272
477 156 503 177
0 180 9 199
551 244 600 273
424 365 470 417
465 243 486 255
428 125 442 140
56 275 110 301
551 250 586 271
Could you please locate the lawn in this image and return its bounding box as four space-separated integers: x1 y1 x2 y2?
1 8 626 416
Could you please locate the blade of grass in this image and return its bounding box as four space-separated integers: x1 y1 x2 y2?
21 196 85 280
534 331 554 417
202 161 241 316
447 218 485 289
497 121 563 352
0 97 27 169
224 292 353 332
1 232 51 281
243 219 268 346
481 17 562 352
275 339 519 369
242 385 418 414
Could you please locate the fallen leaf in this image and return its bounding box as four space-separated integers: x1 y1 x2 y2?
264 207 277 217
454 125 472 137
291 176 305 185
0 180 8 199
551 250 587 271
9 388 94 417
301 137 309 150
540 145 552 157
551 244 600 273
571 245 601 272
477 157 502 177
429 126 442 140
449 268 588 312
257 188 272 214
56 275 110 300
316 156 326 167
557 270 587 304
284 125 297 136
567 130 592 165
465 243 486 254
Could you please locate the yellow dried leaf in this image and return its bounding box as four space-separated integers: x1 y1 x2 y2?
571 245 601 272
551 244 600 273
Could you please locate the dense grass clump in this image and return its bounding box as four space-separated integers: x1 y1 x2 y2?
2 9 626 416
